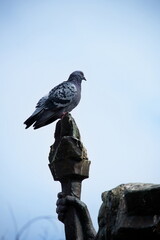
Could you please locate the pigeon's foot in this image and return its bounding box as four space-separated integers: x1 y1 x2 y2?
61 112 68 119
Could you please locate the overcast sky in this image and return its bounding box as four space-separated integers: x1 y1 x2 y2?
1 0 160 239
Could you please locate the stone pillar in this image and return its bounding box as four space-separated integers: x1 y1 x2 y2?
49 113 90 240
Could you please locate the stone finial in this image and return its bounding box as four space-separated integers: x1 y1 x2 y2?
49 113 90 181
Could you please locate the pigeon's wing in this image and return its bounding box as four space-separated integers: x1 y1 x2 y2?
32 81 77 129
36 95 48 108
45 81 77 109
24 81 78 129
32 95 48 114
24 95 48 128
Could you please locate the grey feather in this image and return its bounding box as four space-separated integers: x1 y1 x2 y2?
24 71 86 129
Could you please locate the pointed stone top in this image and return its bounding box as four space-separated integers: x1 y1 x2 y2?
54 113 81 141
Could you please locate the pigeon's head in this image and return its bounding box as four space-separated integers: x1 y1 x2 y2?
68 71 86 82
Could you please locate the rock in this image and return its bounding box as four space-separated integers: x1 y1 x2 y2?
96 183 160 240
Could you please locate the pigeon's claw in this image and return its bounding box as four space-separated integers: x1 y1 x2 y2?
61 112 68 119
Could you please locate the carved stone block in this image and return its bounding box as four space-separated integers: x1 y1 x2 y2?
97 183 160 240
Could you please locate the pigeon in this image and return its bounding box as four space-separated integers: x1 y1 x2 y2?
24 71 86 129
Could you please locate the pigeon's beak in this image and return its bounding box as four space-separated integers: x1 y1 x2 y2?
83 76 86 81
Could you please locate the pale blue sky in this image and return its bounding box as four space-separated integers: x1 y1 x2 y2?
1 0 160 239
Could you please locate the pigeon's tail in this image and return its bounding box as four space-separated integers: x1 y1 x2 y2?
24 111 43 129
24 108 62 129
33 116 58 129
33 110 60 129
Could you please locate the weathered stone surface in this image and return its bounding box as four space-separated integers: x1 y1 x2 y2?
49 113 91 240
49 113 81 162
96 183 160 240
48 113 90 181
